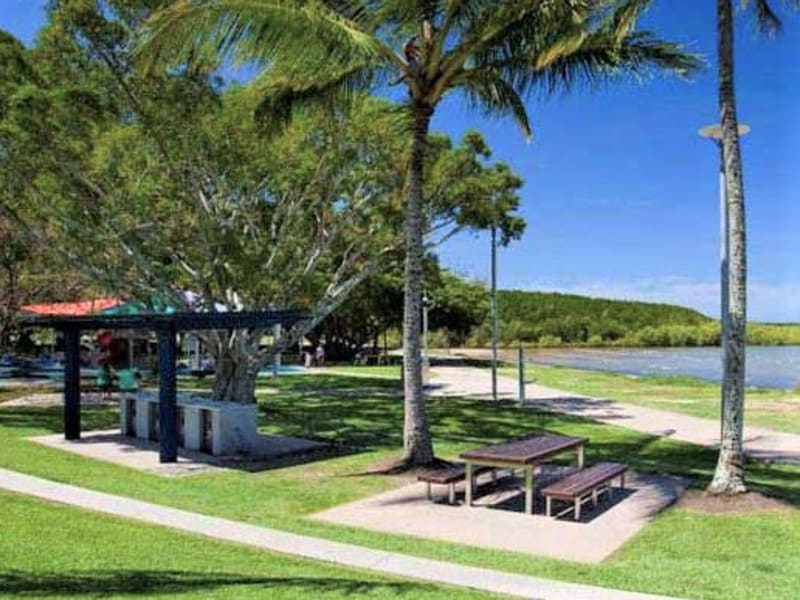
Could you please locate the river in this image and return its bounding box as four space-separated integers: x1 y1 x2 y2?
486 346 800 390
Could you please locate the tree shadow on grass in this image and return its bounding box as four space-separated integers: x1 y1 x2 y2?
0 406 118 434
0 569 428 597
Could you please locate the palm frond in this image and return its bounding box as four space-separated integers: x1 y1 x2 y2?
467 0 699 99
743 0 783 34
457 69 532 139
137 0 381 75
250 60 382 132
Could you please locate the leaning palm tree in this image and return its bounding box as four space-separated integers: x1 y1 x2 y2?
709 0 796 495
139 0 697 466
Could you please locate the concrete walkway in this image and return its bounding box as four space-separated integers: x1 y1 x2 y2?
0 468 681 600
428 367 800 464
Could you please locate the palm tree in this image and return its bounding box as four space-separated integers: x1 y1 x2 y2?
709 0 796 495
139 0 697 466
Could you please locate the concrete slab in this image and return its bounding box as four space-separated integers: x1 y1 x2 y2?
311 467 688 564
29 429 327 477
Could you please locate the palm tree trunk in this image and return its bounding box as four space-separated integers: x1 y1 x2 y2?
708 0 747 495
402 103 435 466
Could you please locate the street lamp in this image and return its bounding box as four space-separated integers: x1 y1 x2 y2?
422 291 433 385
490 225 498 402
698 123 750 355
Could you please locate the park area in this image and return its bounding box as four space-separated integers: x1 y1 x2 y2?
1 1 798 599
1 366 799 600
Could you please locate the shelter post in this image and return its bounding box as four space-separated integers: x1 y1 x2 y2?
63 326 81 440
157 324 178 463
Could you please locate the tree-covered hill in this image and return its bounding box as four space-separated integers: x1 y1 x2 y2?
472 289 718 347
463 289 800 347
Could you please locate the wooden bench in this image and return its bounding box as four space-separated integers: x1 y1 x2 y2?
417 463 497 504
541 462 628 520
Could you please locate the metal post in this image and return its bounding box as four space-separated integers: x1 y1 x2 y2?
491 225 498 402
717 144 729 360
63 327 81 440
157 325 178 463
518 345 525 405
273 323 281 377
422 293 429 386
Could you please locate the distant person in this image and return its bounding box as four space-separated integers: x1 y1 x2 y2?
315 344 325 367
96 360 115 400
117 367 140 397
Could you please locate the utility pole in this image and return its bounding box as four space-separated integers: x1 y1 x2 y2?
491 225 498 401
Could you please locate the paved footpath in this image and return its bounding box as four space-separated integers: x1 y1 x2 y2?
0 468 679 600
428 366 800 464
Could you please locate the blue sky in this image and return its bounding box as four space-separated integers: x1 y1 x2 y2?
2 1 798 321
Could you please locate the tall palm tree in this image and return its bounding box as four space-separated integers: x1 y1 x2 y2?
139 0 697 466
709 0 796 495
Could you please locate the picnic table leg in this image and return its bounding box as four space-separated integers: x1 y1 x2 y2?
465 462 473 507
577 445 585 469
524 466 534 514
426 482 432 501
449 483 456 505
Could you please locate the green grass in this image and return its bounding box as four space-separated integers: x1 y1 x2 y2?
323 365 401 379
1 373 799 599
501 363 800 434
0 490 494 599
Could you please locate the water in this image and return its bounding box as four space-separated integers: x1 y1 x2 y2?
515 346 800 390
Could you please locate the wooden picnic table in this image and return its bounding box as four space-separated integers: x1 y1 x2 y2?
459 434 588 514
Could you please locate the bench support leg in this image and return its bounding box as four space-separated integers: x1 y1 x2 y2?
592 488 598 508
577 445 585 469
575 497 581 521
449 483 456 505
426 482 432 501
620 473 626 490
465 462 473 507
546 496 552 517
524 466 534 515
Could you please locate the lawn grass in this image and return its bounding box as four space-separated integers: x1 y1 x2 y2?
1 373 799 599
323 365 402 379
0 490 494 599
499 363 800 434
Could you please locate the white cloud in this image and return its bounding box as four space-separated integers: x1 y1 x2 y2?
515 276 800 323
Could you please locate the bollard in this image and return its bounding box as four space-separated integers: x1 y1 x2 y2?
518 345 525 405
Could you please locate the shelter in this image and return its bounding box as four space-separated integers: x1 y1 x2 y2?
19 309 307 463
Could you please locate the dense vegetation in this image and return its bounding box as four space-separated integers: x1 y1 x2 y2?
461 289 800 348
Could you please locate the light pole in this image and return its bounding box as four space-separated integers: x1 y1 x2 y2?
422 291 431 386
490 225 498 401
698 123 750 357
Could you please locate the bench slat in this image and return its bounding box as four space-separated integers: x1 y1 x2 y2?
417 463 493 485
542 462 627 500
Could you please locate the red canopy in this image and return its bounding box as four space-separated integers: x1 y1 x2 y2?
20 298 124 317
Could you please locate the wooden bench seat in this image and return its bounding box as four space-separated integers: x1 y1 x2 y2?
541 462 628 520
417 463 496 504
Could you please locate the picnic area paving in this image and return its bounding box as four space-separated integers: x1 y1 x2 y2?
30 428 327 476
428 366 800 464
0 467 682 600
312 467 688 564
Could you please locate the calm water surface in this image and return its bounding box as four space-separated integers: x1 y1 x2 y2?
515 346 800 390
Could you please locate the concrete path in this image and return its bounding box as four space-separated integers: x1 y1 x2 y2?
428 366 800 464
0 468 681 600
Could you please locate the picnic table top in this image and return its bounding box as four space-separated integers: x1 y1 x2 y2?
459 434 588 466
